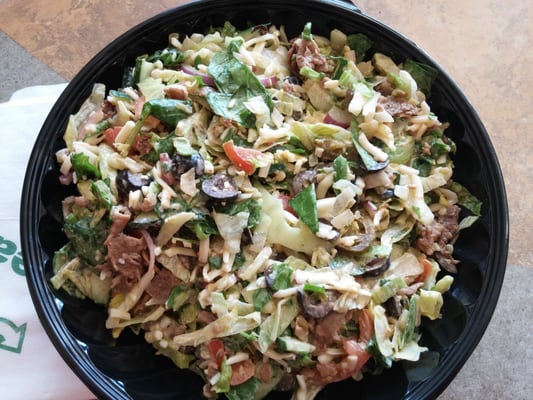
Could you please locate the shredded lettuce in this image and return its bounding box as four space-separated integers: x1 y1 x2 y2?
173 312 261 347
259 187 331 255
51 255 111 304
258 298 298 352
418 289 444 320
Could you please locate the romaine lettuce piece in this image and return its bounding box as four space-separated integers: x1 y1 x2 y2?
403 59 438 96
258 298 299 353
51 253 111 304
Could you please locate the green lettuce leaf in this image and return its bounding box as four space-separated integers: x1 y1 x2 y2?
288 183 319 234
207 40 273 128
226 377 260 400
145 98 193 128
71 153 101 180
403 59 438 96
450 181 483 216
347 33 373 61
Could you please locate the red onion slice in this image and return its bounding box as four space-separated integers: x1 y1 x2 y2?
180 65 216 86
324 105 352 128
257 75 279 88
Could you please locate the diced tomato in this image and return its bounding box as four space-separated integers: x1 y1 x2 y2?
326 309 374 383
278 193 297 216
230 359 255 386
103 126 122 146
222 140 266 175
134 96 145 119
207 339 225 368
339 339 372 380
416 255 434 284
145 115 161 129
358 308 374 344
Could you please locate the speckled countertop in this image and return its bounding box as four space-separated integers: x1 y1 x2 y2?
1 0 531 399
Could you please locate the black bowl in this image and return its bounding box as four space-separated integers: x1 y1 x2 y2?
20 1 509 399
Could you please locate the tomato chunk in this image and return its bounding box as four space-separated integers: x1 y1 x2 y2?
223 140 266 175
416 255 434 284
207 339 225 368
278 193 297 216
103 126 122 146
230 359 255 386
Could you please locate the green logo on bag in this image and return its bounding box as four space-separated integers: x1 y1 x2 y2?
0 318 27 354
0 235 24 276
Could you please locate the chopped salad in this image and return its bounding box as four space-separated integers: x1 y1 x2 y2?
52 21 482 400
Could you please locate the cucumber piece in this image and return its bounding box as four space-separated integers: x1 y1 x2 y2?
128 211 161 230
133 56 154 87
387 133 415 164
372 276 407 304
277 336 316 354
91 180 116 209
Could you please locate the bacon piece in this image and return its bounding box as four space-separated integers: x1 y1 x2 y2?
288 37 334 77
415 204 461 272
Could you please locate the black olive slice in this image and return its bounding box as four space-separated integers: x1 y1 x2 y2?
171 153 205 179
363 255 391 277
297 289 338 319
116 169 152 200
201 173 240 201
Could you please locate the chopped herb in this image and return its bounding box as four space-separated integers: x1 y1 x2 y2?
411 156 433 177
269 263 293 290
141 132 176 163
253 288 272 311
186 213 219 240
226 377 260 400
331 56 348 80
299 66 325 80
302 22 313 41
91 179 116 209
207 40 273 128
146 47 185 67
333 155 349 181
303 283 326 294
145 98 193 128
208 255 223 269
233 252 246 270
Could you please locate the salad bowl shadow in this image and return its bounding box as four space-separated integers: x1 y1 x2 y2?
21 1 508 399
